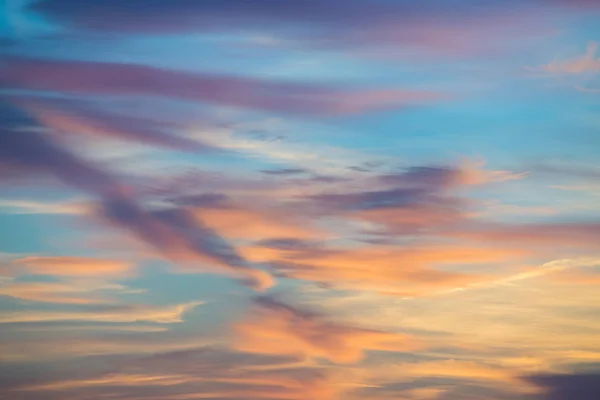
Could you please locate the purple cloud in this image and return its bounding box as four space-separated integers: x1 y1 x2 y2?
27 0 558 56
0 101 272 290
1 57 442 116
527 373 600 400
99 197 273 290
16 97 218 153
0 101 117 195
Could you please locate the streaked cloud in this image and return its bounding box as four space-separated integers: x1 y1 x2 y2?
0 301 202 324
1 1 600 398
2 57 442 117
233 297 420 364
12 256 134 278
539 42 600 74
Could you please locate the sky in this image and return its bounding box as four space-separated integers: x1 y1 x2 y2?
0 0 600 399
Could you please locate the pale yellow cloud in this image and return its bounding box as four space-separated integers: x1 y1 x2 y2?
0 199 86 215
0 301 202 324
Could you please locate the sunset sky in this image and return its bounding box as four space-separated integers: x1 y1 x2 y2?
1 1 600 399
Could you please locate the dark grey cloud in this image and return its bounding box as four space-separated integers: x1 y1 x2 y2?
260 168 309 176
527 373 600 400
167 193 232 208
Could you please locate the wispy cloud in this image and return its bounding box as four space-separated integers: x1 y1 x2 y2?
233 297 420 364
539 42 600 74
0 301 202 324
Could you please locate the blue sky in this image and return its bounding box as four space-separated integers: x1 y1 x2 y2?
1 1 600 399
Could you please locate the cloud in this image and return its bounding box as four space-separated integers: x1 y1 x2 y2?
193 203 324 242
233 297 420 364
28 0 549 56
447 221 600 250
539 42 600 74
0 101 118 195
379 159 525 189
97 198 274 290
0 102 273 291
576 85 600 93
350 359 540 397
9 324 169 333
2 57 442 116
0 198 86 215
247 243 523 296
0 256 141 304
10 348 338 399
17 97 218 152
0 281 139 304
261 168 310 176
448 257 600 293
300 160 524 236
0 332 216 362
12 256 134 278
526 373 600 400
190 121 373 176
0 301 202 324
537 258 600 285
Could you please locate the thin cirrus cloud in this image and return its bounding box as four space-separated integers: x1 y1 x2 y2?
10 348 338 400
349 359 541 397
0 256 139 304
538 42 600 74
0 301 202 324
1 57 443 117
15 97 219 153
0 332 217 362
11 256 134 278
0 281 140 305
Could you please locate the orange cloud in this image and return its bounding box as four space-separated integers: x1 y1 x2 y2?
244 244 524 296
0 281 115 304
195 206 323 241
447 222 600 250
543 269 600 285
233 297 420 364
0 256 139 304
13 256 134 278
